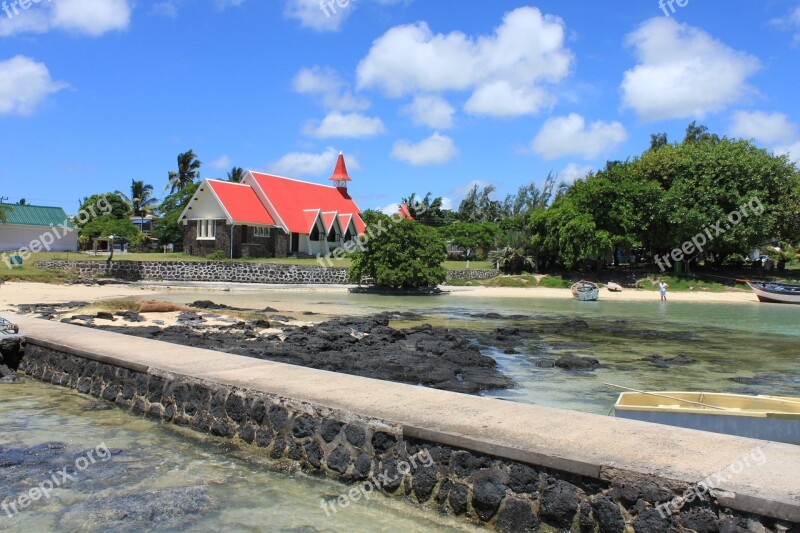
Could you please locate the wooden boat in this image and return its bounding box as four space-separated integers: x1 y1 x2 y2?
606 282 623 292
0 317 18 335
745 281 800 304
571 281 599 301
613 391 800 444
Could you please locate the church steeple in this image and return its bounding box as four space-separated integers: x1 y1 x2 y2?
329 152 352 191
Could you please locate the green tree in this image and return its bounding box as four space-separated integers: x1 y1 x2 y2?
458 184 503 222
77 193 132 224
116 179 158 226
439 221 499 263
227 167 245 183
502 173 559 216
0 204 10 223
649 133 668 151
348 213 447 289
166 150 202 193
152 182 200 246
80 215 140 243
400 192 452 226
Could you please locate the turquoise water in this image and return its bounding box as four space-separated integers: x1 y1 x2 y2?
0 381 475 532
157 288 800 415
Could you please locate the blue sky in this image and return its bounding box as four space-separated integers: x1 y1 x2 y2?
1 0 799 215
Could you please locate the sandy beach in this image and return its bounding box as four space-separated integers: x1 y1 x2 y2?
0 280 758 310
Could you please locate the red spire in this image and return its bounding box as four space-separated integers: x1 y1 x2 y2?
329 152 352 183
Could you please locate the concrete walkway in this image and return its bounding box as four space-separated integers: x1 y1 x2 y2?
14 315 800 523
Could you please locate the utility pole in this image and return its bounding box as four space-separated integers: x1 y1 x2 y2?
0 197 8 203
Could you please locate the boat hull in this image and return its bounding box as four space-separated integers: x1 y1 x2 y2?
747 282 800 304
613 392 800 445
571 281 600 301
615 410 800 444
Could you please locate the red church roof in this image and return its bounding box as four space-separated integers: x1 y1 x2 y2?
399 202 414 221
247 172 365 235
329 152 352 182
207 180 276 226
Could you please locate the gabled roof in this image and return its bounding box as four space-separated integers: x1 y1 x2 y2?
0 203 71 227
302 209 322 234
207 180 276 226
321 211 341 234
179 179 276 226
247 172 365 235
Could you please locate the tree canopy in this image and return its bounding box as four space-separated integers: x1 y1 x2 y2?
349 212 447 289
166 150 202 194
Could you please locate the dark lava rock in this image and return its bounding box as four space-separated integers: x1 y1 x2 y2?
555 355 600 371
646 354 696 368
681 507 719 533
0 335 25 371
320 420 342 443
115 310 145 323
191 300 230 310
371 432 398 455
508 464 538 494
304 441 324 469
540 480 580 527
592 495 626 533
472 476 507 521
534 358 556 368
292 415 318 439
412 466 439 501
58 485 214 531
176 311 205 324
352 452 372 480
344 425 366 447
95 311 116 321
496 498 539 533
268 406 289 431
448 483 469 515
83 312 516 393
632 508 674 533
326 445 352 474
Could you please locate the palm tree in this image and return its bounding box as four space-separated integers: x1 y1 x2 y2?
227 166 245 183
165 150 202 193
117 179 158 232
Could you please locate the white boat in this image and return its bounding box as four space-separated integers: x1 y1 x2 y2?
606 282 623 292
571 281 599 301
745 281 800 304
613 391 800 445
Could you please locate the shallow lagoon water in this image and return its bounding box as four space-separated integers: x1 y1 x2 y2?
0 381 477 532
156 288 800 415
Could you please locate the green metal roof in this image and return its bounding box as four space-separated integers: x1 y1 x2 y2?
0 203 72 227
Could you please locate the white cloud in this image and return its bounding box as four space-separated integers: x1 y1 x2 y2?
379 202 401 215
775 141 800 163
621 18 760 122
440 197 454 210
558 163 594 184
284 0 405 32
532 113 627 160
210 155 232 171
0 56 69 116
304 112 386 139
730 111 797 145
268 147 362 178
356 7 572 118
216 0 245 9
293 66 369 112
0 0 131 36
770 6 800 45
464 81 553 118
401 94 455 129
152 2 179 17
284 0 351 32
391 132 458 166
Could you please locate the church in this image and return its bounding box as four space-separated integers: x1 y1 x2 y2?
179 153 365 258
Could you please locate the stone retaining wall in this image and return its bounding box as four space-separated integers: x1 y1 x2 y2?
19 343 784 533
34 260 499 285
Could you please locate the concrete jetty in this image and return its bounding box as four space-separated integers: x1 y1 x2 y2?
13 315 800 529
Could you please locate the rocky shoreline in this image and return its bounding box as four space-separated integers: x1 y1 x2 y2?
76 312 515 394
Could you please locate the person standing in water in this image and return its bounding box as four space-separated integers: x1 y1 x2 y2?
658 279 669 302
